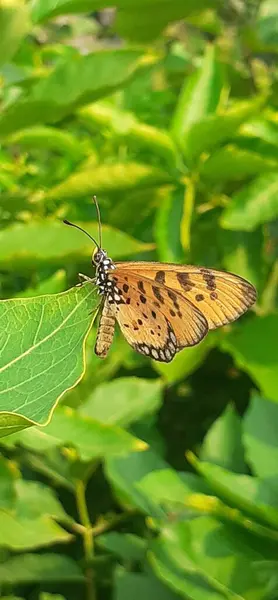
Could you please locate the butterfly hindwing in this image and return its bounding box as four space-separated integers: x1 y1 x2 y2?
115 262 256 330
106 271 208 361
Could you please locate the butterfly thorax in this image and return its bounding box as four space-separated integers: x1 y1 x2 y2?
93 248 120 300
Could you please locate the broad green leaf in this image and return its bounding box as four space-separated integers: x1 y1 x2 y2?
105 450 168 517
220 229 264 294
0 284 98 436
31 0 216 41
171 44 223 146
45 162 174 202
201 145 278 183
200 404 247 474
115 568 180 600
4 406 147 461
185 98 264 161
0 511 71 550
221 314 278 402
149 518 266 600
138 468 210 508
0 50 146 137
6 126 86 159
80 377 163 427
193 458 278 529
0 220 153 271
221 172 278 231
115 0 217 42
97 532 146 562
0 0 30 67
15 479 71 523
239 117 278 149
255 0 278 50
78 103 178 167
243 393 278 478
0 553 84 584
153 336 214 383
0 456 17 509
31 0 103 23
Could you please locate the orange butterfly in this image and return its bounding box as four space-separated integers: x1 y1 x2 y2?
64 197 257 363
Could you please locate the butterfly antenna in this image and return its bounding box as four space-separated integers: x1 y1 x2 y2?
63 219 99 249
93 195 102 248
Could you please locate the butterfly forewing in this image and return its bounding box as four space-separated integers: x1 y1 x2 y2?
115 262 257 330
106 272 208 361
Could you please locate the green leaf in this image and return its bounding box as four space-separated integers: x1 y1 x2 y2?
201 144 278 183
6 126 86 159
255 0 278 50
45 162 174 202
0 50 146 137
220 229 264 294
15 479 71 523
0 284 98 436
97 532 146 562
221 172 278 231
185 98 264 161
5 405 147 461
0 0 30 67
78 103 178 167
0 456 17 509
0 553 84 584
171 44 223 146
153 336 214 384
0 511 71 550
149 518 266 600
105 450 168 517
180 178 195 252
40 594 66 600
200 404 247 474
243 393 278 478
115 568 180 600
221 314 278 402
193 458 278 529
0 220 152 271
138 468 210 508
115 0 217 43
80 377 163 427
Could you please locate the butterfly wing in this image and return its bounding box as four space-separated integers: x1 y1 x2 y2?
115 262 256 330
105 271 208 362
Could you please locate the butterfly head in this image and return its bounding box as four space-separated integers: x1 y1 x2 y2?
92 247 114 271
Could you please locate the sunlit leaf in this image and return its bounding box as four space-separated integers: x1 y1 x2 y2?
0 0 30 67
0 284 98 436
221 172 278 231
45 162 174 202
221 314 278 402
0 554 84 583
200 404 247 474
80 377 163 427
243 393 278 478
0 220 153 271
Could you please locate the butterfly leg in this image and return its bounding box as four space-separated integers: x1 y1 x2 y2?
76 273 96 287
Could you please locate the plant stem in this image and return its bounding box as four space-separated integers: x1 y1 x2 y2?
75 479 96 600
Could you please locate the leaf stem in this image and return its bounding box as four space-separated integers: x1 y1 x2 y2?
75 479 96 600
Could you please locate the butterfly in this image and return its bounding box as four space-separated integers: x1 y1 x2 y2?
63 197 257 363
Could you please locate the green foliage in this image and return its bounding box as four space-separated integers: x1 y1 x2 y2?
0 1 277 599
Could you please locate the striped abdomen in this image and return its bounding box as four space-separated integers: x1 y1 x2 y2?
95 301 116 358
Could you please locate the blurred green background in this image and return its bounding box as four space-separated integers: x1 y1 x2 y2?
0 1 278 599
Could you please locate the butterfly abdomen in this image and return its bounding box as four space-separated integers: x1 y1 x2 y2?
95 301 116 358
